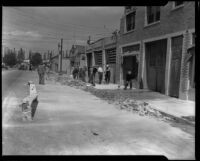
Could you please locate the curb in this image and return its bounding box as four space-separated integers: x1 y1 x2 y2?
147 104 195 126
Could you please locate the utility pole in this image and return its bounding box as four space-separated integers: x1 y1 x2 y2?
60 38 63 73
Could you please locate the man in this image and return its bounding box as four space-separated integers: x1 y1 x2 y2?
45 65 50 80
97 66 103 84
105 64 111 84
72 67 78 79
92 66 97 85
37 63 46 85
29 64 32 71
124 70 133 90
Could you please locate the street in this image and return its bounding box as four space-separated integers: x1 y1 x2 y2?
2 70 195 159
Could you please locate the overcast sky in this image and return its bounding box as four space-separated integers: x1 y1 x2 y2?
2 7 124 58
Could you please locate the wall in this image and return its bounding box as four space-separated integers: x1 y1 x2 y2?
119 2 195 46
62 58 71 75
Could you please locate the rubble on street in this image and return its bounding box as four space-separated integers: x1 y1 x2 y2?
48 73 193 125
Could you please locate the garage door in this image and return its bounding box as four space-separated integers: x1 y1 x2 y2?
146 39 167 94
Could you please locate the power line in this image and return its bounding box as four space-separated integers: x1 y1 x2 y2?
7 7 114 36
3 18 110 40
11 7 115 32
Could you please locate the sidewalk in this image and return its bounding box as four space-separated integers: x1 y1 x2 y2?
93 83 195 123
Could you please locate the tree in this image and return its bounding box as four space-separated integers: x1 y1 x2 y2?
17 48 25 64
30 52 42 67
3 50 17 67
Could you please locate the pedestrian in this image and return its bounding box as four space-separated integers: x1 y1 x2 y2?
37 63 46 85
97 66 103 84
72 67 79 79
105 64 111 84
124 70 133 90
78 68 83 80
92 66 97 85
29 64 32 71
45 65 50 80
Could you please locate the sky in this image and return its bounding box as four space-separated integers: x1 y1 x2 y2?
2 7 124 58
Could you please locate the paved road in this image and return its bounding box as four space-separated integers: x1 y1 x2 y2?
2 70 195 159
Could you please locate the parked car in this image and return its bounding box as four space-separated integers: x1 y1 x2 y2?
2 63 8 70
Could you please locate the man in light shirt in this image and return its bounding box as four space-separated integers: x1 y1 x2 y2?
98 66 103 84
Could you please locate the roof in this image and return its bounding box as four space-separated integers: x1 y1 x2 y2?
74 45 85 53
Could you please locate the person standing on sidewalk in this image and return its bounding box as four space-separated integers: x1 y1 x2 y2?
72 67 78 79
124 70 133 90
45 65 50 80
37 63 46 85
92 66 97 86
105 64 111 84
29 64 32 71
97 66 103 84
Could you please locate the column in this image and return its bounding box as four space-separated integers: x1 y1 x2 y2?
115 46 121 84
164 37 172 96
92 51 95 66
179 30 192 100
141 41 148 89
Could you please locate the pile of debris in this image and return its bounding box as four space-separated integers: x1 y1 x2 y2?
53 75 87 89
51 74 176 122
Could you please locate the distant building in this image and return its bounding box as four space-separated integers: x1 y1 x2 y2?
69 45 86 70
50 55 59 72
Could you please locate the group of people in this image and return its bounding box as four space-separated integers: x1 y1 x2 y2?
37 62 136 89
37 63 50 85
71 64 111 86
88 64 111 86
72 66 87 82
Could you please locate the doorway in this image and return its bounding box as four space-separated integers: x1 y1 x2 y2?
122 55 138 81
87 53 92 76
145 39 167 94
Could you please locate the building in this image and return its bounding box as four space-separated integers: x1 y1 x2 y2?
69 45 86 70
117 2 195 100
86 35 118 83
61 50 71 75
50 55 59 72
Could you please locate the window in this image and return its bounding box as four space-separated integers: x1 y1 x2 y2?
106 48 116 64
146 6 160 25
126 12 135 32
94 51 102 65
174 1 184 7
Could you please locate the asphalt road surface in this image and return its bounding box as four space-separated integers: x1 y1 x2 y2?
2 70 195 159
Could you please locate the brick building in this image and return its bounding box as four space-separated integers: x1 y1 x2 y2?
117 2 195 100
86 35 118 83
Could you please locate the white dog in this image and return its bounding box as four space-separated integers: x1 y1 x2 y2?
21 81 38 121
